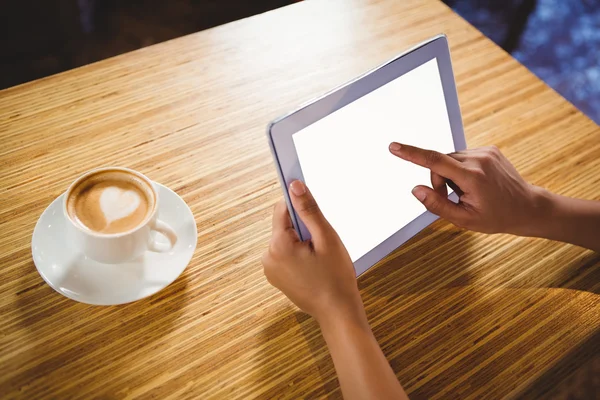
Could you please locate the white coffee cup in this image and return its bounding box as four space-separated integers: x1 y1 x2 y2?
63 167 177 264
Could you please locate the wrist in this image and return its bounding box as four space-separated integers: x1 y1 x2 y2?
317 297 370 337
514 185 557 238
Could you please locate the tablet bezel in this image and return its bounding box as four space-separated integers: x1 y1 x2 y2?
267 34 466 276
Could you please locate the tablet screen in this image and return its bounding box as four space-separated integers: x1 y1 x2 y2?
293 58 455 262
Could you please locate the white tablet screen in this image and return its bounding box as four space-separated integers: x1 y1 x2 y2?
293 58 455 262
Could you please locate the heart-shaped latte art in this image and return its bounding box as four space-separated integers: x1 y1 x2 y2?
99 186 141 225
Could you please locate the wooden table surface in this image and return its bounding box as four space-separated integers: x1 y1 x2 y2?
1 0 599 398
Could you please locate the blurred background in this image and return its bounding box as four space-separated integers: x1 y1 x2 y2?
1 0 599 124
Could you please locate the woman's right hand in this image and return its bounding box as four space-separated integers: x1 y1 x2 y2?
389 143 546 236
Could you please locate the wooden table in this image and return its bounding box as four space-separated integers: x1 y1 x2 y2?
1 0 599 398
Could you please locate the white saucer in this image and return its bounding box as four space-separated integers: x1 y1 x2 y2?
31 182 197 306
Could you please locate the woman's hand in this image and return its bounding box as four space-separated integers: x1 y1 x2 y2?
389 142 600 251
389 143 543 236
262 181 409 400
262 180 365 325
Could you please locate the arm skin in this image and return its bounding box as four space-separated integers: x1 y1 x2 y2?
320 311 409 400
529 188 600 252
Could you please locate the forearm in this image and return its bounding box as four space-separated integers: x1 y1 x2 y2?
319 309 408 400
528 187 600 252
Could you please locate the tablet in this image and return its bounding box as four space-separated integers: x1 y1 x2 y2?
267 34 466 276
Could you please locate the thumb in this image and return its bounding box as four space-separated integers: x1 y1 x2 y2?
412 185 470 227
289 180 332 240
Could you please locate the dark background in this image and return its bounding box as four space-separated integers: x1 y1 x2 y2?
1 0 599 124
0 0 295 89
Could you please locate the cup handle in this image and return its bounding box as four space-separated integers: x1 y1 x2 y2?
148 219 178 253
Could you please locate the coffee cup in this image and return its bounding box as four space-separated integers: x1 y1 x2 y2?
63 167 177 264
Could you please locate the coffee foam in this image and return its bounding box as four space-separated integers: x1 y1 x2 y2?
100 186 142 224
67 170 155 234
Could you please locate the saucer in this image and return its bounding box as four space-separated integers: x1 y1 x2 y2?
31 182 197 305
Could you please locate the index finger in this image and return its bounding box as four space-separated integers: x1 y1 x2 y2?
389 142 465 182
272 200 299 240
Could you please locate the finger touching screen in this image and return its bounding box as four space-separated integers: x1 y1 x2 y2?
293 58 455 262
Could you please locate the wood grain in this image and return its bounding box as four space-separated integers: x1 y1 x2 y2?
1 0 599 398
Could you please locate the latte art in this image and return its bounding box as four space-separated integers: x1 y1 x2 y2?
66 170 155 234
100 186 142 224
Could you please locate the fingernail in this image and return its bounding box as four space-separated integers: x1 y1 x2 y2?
412 187 427 202
290 180 306 196
389 142 402 152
